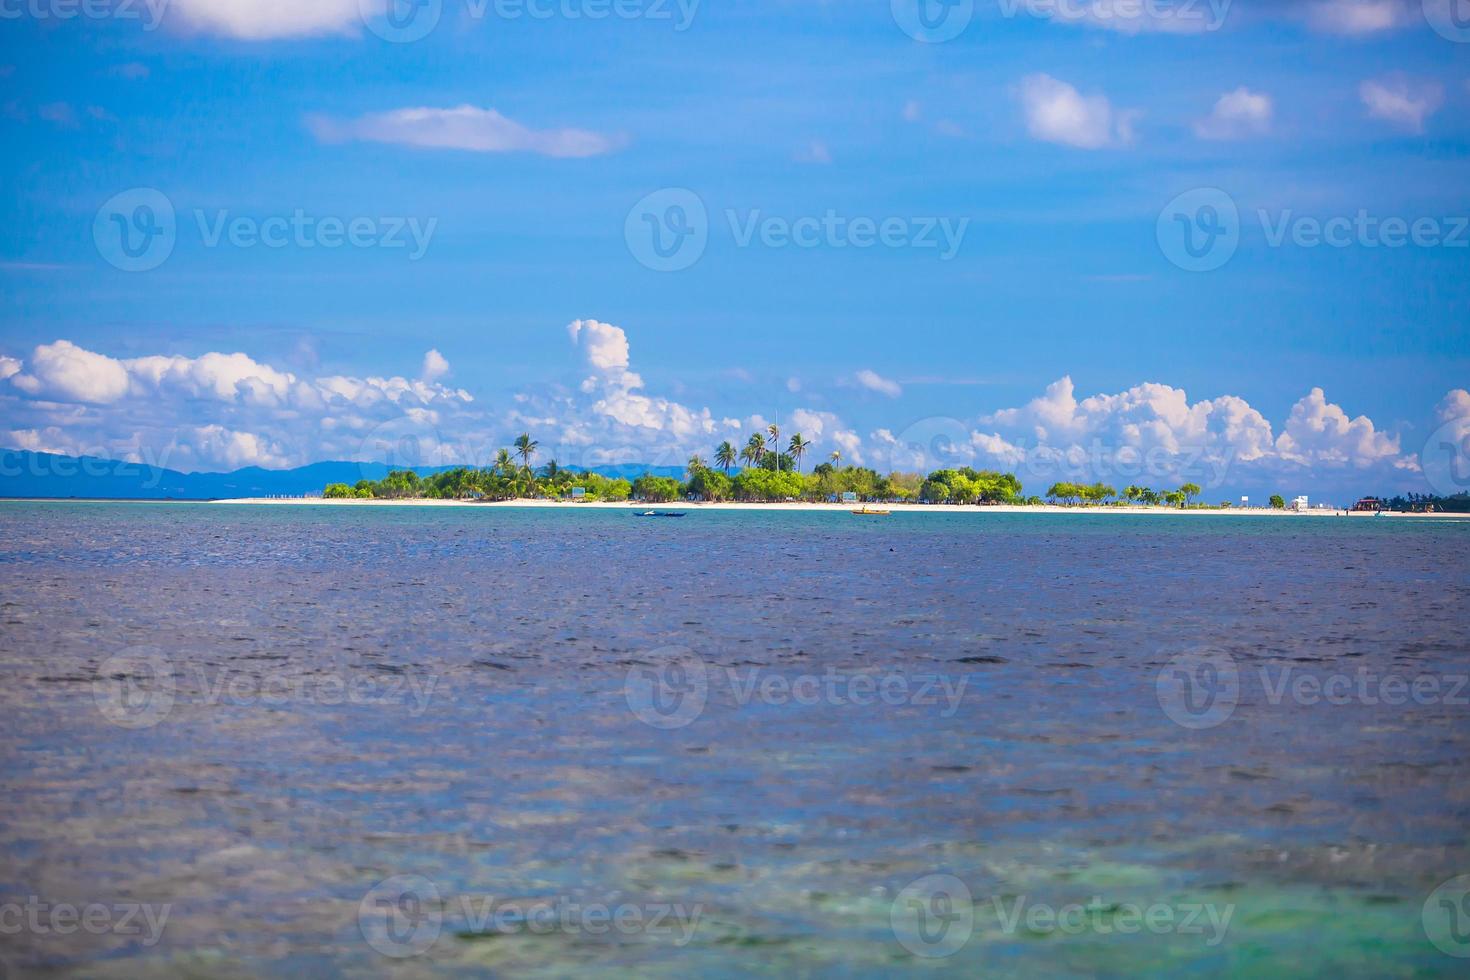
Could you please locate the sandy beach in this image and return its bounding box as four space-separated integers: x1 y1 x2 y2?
205 497 1461 517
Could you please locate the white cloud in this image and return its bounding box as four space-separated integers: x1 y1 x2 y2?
308 105 621 158
854 369 902 398
1 340 473 472
165 0 365 40
1274 387 1402 466
1018 74 1137 150
794 140 832 164
421 349 450 382
1194 87 1273 141
11 340 131 404
1301 0 1413 35
1360 76 1444 134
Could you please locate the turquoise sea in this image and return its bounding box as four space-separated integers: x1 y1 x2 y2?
1 502 1467 976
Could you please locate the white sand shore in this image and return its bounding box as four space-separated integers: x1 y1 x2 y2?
207 498 1461 517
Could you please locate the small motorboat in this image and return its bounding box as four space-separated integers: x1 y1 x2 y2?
851 506 890 516
635 510 686 518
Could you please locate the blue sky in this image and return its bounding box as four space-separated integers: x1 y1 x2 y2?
0 0 1467 501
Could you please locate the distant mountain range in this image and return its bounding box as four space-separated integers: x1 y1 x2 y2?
0 450 685 500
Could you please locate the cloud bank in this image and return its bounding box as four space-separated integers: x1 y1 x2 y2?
0 328 1454 500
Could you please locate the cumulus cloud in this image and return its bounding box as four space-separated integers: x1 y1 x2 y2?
854 369 903 398
1360 76 1444 133
861 376 1414 497
11 340 132 404
1275 387 1404 467
421 349 450 383
1194 87 1273 140
165 0 365 40
1300 0 1414 35
308 105 622 158
1 340 474 472
1018 74 1137 150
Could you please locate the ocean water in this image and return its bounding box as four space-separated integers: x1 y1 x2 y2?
1 502 1467 976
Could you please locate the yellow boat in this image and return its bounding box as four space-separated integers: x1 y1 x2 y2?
851 506 890 516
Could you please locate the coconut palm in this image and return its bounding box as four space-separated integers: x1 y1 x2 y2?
714 441 737 474
494 448 514 475
787 434 811 473
741 433 766 468
687 454 707 474
767 423 781 470
829 450 841 470
513 433 538 470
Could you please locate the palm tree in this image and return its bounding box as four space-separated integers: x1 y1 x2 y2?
829 450 841 470
687 454 707 474
512 434 538 498
741 433 766 468
513 433 538 470
493 448 514 475
767 423 781 470
787 434 811 473
714 441 736 474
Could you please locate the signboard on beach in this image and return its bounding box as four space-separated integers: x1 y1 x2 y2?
570 487 586 499
841 492 857 503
